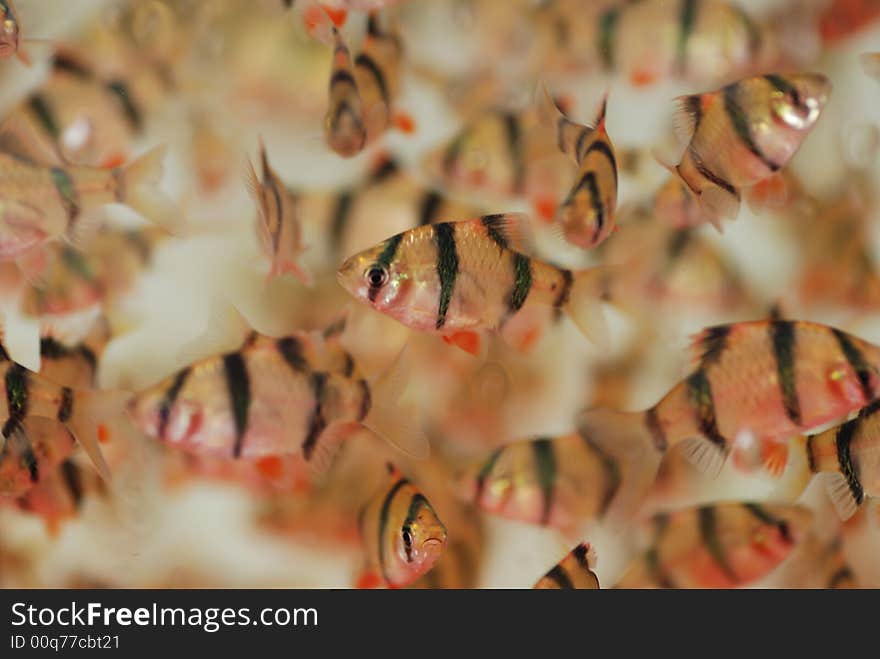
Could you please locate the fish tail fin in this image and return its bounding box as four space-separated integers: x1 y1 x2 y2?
270 255 313 287
66 388 130 483
578 407 664 527
565 267 612 350
121 146 184 235
362 345 430 460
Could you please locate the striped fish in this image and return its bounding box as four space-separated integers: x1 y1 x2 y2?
323 13 403 157
36 317 111 390
336 213 612 355
0 120 180 261
0 320 114 497
126 322 427 468
245 139 311 285
357 463 446 589
537 85 618 249
534 543 600 589
9 456 107 535
20 226 163 318
579 320 880 522
537 0 767 86
805 397 880 519
662 72 830 229
455 430 622 532
615 502 812 588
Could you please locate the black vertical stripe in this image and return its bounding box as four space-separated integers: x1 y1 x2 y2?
222 354 251 458
835 419 864 506
481 214 510 249
694 325 731 366
543 565 574 589
158 367 190 440
686 369 728 452
301 372 328 461
378 476 409 584
5 364 29 420
742 503 792 544
831 329 874 403
27 93 59 139
806 434 817 473
418 189 442 226
723 83 780 172
644 408 668 452
553 268 573 311
276 336 309 372
507 254 532 315
684 94 703 132
676 0 699 73
354 53 389 105
60 459 84 508
598 7 620 70
584 140 618 186
690 150 739 197
770 321 801 425
572 543 591 570
357 378 371 422
434 223 459 330
828 566 855 588
329 189 355 255
57 387 74 423
532 438 557 525
105 80 143 132
698 506 739 583
376 233 403 269
564 171 604 243
500 112 525 193
579 432 621 516
50 168 80 227
2 419 38 483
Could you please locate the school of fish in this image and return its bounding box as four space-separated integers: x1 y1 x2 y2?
1 0 880 590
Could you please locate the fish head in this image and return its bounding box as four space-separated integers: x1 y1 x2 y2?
769 73 831 131
337 237 417 325
397 505 447 577
0 13 20 59
325 103 367 158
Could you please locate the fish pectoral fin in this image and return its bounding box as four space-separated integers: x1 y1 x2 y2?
679 436 728 478
822 472 861 521
301 422 357 477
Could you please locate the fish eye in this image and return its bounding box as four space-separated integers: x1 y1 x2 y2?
365 264 389 289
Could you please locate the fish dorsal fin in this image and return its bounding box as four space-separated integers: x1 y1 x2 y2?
470 212 532 253
593 90 609 130
687 324 733 369
0 115 67 166
672 93 705 145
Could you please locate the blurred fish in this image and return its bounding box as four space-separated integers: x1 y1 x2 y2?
127 319 427 468
0 119 180 264
533 542 599 589
861 52 880 80
323 14 407 157
337 213 612 355
357 462 446 588
615 502 813 588
820 0 880 44
455 430 622 533
0 321 114 497
37 317 112 390
536 86 618 249
20 226 164 318
246 140 311 285
0 0 27 64
579 320 880 521
661 73 830 229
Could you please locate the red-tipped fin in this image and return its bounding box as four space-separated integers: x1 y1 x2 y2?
442 330 483 356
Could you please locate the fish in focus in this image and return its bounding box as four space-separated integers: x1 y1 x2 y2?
661 73 830 229
578 320 880 521
126 319 427 468
357 462 446 588
614 502 813 588
336 213 612 355
245 139 311 285
455 430 622 532
536 85 618 249
533 543 600 589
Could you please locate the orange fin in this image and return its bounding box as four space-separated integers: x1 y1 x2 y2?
97 424 111 444
630 69 659 88
442 331 482 356
761 440 789 478
322 4 348 27
100 152 127 170
393 111 417 135
256 456 284 481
